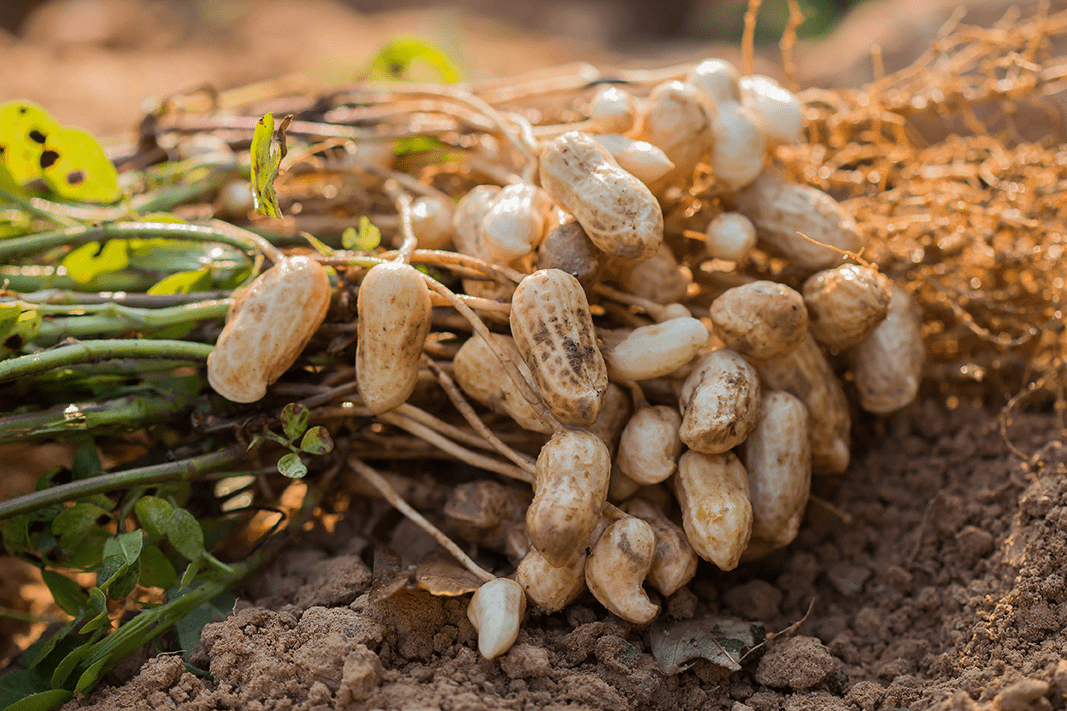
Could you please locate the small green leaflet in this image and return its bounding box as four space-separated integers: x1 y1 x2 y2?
40 126 120 204
250 112 291 218
60 241 129 284
277 452 307 479
0 100 62 186
342 216 382 251
364 36 462 83
300 426 334 455
147 267 212 295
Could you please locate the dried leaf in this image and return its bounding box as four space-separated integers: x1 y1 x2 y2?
367 545 411 604
413 549 483 597
648 615 764 675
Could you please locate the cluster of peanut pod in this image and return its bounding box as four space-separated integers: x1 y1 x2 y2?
204 57 924 660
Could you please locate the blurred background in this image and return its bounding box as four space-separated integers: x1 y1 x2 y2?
1 0 1061 137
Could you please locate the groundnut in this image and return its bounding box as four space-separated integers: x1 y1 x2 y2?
617 406 683 486
510 269 608 427
618 243 691 304
453 333 554 434
410 195 455 251
539 131 664 261
678 349 762 454
468 578 526 659
208 256 331 403
803 264 892 349
536 218 600 288
709 281 807 359
742 391 811 553
527 429 611 567
753 331 851 474
453 185 513 299
588 85 638 134
587 383 633 456
516 517 606 612
480 183 553 262
602 317 709 382
637 80 714 186
739 74 803 145
850 285 924 415
622 497 698 596
705 211 757 262
592 134 675 185
686 57 742 111
736 171 863 271
674 450 752 571
585 517 659 624
710 101 766 190
356 262 432 414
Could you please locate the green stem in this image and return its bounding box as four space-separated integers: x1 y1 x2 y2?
0 392 198 444
33 299 232 343
18 289 233 307
0 265 158 293
0 339 213 383
0 185 81 228
0 445 248 520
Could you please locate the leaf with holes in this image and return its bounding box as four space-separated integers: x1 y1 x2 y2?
40 126 120 203
300 426 334 455
0 100 61 186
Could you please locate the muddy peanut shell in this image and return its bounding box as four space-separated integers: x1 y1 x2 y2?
585 517 659 624
803 264 892 349
674 450 753 571
678 349 762 455
208 256 331 403
710 281 807 360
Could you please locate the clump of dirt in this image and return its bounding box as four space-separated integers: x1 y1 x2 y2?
62 403 1067 710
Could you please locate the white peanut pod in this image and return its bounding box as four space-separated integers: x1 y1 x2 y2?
587 383 633 456
803 264 892 349
709 281 808 360
850 285 924 415
536 218 600 288
527 429 611 567
710 101 766 190
356 262 432 414
686 58 742 112
742 391 812 552
539 131 664 261
617 405 683 486
467 578 526 659
637 80 714 187
480 183 553 262
208 256 331 403
618 243 691 304
410 195 455 251
588 85 638 134
453 333 554 434
592 133 675 185
453 185 513 300
674 450 753 571
516 547 588 613
510 269 608 427
602 317 709 382
736 171 863 271
739 74 803 146
678 349 762 454
622 497 698 596
585 517 659 624
705 212 757 262
753 331 851 474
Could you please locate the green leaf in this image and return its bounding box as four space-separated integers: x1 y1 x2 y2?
342 215 382 251
165 508 205 561
2 515 31 555
25 620 81 670
300 426 334 455
50 641 92 689
79 588 111 634
40 126 121 203
41 570 87 616
116 530 144 565
134 496 174 543
277 452 307 479
393 136 443 156
51 503 110 541
302 232 335 257
3 689 74 711
250 112 290 218
147 267 212 295
172 589 236 657
281 402 309 441
106 557 140 600
0 100 62 186
71 441 103 479
75 657 109 694
60 240 130 284
178 560 200 589
138 544 177 589
0 302 42 356
97 554 127 591
364 36 462 83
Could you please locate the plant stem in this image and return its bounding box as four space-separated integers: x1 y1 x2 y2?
17 289 235 308
0 445 248 520
0 392 198 444
33 300 232 343
0 339 213 383
0 185 81 228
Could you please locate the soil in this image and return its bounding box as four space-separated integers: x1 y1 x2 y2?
52 403 1067 711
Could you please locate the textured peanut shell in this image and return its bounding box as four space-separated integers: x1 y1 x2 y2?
453 333 554 434
527 429 611 567
516 547 588 613
356 262 432 415
851 285 924 415
617 405 683 486
753 331 851 474
736 171 863 271
622 497 698 596
803 264 891 349
673 450 753 571
539 131 663 261
208 256 331 403
618 243 690 305
585 517 659 624
510 269 608 427
678 349 762 454
710 280 808 360
742 391 812 552
537 218 601 288
603 317 709 382
586 383 632 456
637 80 713 188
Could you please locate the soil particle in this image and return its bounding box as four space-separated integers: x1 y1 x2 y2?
754 635 837 690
